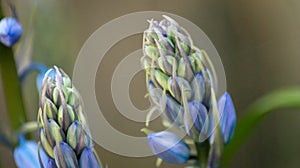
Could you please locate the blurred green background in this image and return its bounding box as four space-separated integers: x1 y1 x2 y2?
1 0 300 167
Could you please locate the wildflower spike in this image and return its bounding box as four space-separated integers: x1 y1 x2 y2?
142 16 237 167
38 66 101 167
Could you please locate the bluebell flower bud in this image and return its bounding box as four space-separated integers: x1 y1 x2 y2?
184 101 208 140
147 131 190 164
168 76 192 102
79 147 101 168
191 72 205 102
53 142 79 167
217 92 236 145
14 136 48 168
0 17 22 47
160 95 183 125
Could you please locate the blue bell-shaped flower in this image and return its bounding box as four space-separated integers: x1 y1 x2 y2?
147 131 190 164
0 17 22 47
217 92 236 144
13 136 48 168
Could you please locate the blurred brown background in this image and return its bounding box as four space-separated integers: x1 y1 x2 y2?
1 0 300 167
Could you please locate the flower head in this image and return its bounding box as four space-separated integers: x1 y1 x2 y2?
142 16 237 167
142 15 217 142
0 17 22 47
37 66 101 168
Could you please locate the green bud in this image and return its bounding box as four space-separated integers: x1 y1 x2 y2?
177 56 196 81
168 77 192 102
145 45 159 60
67 89 79 107
67 121 86 155
52 87 62 106
45 119 64 147
141 56 152 72
153 69 169 91
40 129 54 158
62 76 72 88
58 105 76 132
191 52 205 73
54 142 79 168
43 98 58 120
157 55 177 75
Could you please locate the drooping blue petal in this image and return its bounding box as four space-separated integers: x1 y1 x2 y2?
79 147 101 168
160 95 183 126
184 101 208 139
217 92 236 145
14 136 49 168
147 131 190 164
0 17 22 47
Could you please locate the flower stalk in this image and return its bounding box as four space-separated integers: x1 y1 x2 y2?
0 4 27 145
0 44 27 132
195 141 209 168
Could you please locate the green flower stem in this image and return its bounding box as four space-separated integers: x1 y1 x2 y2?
222 87 300 167
195 141 209 168
0 45 28 134
0 3 27 140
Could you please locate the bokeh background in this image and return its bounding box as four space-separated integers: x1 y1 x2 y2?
1 0 300 167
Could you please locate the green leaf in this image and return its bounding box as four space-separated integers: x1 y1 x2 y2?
222 87 300 167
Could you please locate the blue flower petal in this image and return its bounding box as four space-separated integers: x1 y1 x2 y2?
217 92 236 144
14 138 48 168
79 147 101 168
184 101 208 139
147 131 190 164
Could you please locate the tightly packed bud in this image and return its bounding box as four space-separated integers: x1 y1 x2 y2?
142 15 231 142
0 17 22 47
147 131 190 164
37 66 101 168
